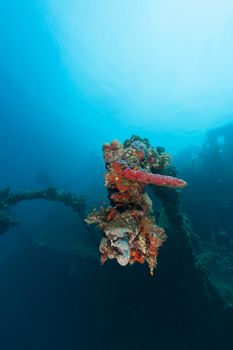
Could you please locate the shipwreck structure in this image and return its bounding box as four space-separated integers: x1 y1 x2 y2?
0 135 232 349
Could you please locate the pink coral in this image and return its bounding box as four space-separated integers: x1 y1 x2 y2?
111 161 187 190
122 167 187 188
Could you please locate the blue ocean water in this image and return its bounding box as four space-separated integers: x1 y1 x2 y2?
1 1 233 349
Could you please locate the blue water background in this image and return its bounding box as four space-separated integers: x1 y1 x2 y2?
1 1 233 349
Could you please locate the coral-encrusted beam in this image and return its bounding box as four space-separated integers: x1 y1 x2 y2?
122 168 187 188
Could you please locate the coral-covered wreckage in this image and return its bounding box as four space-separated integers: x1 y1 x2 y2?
1 134 233 349
86 136 187 275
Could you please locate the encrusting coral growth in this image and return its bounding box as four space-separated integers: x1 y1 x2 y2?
86 135 187 275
